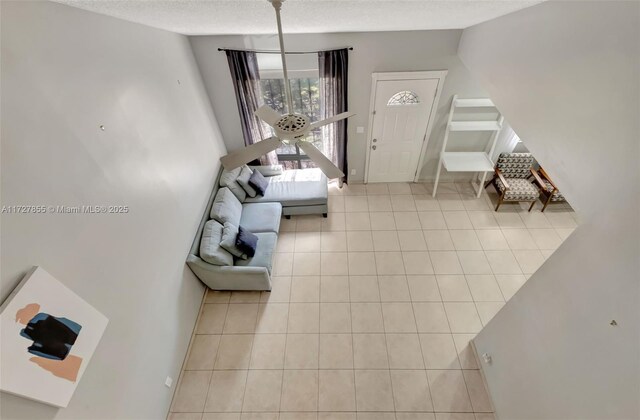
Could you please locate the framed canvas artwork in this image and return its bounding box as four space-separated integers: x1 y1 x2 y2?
0 266 108 408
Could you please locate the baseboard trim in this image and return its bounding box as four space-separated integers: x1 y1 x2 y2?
471 339 499 418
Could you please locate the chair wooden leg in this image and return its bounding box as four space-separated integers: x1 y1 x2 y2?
484 176 495 189
528 200 536 212
541 196 551 212
495 196 504 212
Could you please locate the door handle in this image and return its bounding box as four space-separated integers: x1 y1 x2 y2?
372 145 377 150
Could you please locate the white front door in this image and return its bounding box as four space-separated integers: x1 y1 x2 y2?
366 76 440 183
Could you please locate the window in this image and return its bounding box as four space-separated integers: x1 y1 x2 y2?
257 54 321 169
387 90 420 106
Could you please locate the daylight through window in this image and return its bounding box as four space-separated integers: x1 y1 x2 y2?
258 54 321 169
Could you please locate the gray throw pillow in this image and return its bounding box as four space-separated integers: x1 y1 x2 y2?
199 220 233 266
210 187 242 227
219 167 247 202
236 165 257 198
236 226 259 258
248 169 269 196
220 221 248 260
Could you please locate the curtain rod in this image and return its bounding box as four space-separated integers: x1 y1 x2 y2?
217 47 353 55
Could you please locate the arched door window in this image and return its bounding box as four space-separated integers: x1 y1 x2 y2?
387 90 420 106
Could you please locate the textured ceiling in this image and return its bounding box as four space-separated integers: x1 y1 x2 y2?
53 0 542 36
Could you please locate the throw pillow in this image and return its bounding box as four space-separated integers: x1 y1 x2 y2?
219 167 247 202
199 220 233 266
236 226 259 258
248 169 269 196
220 221 248 260
236 165 257 198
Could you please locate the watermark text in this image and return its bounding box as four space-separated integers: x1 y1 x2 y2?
1 205 129 214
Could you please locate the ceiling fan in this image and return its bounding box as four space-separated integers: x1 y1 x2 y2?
220 0 354 179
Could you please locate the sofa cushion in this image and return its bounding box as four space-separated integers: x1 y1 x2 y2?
248 169 269 196
497 178 539 201
220 167 247 202
220 222 247 259
236 226 259 258
210 187 242 226
235 232 277 273
240 202 282 234
199 220 233 266
237 166 258 198
541 179 566 201
244 168 328 207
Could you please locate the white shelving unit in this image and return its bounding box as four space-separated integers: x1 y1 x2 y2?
433 95 504 198
448 121 502 131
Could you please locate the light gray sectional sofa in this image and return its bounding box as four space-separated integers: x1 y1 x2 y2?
186 165 328 291
245 167 329 218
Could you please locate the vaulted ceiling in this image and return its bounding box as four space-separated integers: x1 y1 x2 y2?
54 0 542 35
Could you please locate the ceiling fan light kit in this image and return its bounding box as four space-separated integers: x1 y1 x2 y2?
219 0 355 179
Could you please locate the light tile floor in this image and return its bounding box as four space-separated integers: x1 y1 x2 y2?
169 181 577 420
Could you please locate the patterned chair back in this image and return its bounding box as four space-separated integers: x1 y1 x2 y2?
496 153 534 178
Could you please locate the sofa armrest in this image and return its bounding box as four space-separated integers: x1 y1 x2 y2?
250 165 283 177
496 169 510 190
186 255 272 291
530 168 548 188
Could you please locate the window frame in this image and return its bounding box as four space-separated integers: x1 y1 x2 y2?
258 72 321 168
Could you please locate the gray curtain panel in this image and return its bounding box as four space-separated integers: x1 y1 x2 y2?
226 50 278 165
318 48 349 182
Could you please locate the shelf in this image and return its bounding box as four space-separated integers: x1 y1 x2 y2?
453 98 495 108
449 121 502 131
433 95 504 198
442 152 494 172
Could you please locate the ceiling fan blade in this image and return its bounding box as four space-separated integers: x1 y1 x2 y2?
297 141 345 180
220 136 282 170
309 111 355 130
255 105 281 127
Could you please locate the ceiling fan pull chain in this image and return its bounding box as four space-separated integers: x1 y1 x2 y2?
270 0 294 115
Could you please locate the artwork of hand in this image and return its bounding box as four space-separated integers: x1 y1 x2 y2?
15 303 84 382
1 267 109 408
29 355 82 382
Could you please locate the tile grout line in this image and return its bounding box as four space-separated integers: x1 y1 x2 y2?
372 247 399 415
200 297 231 415
406 274 437 413
315 277 321 415
346 238 357 416
237 305 256 416
176 182 575 418
424 215 477 414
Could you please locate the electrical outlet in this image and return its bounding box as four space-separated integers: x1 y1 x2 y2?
350 169 356 175
165 376 173 388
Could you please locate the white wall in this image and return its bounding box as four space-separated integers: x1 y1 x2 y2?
458 1 640 418
1 2 226 418
189 31 492 182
